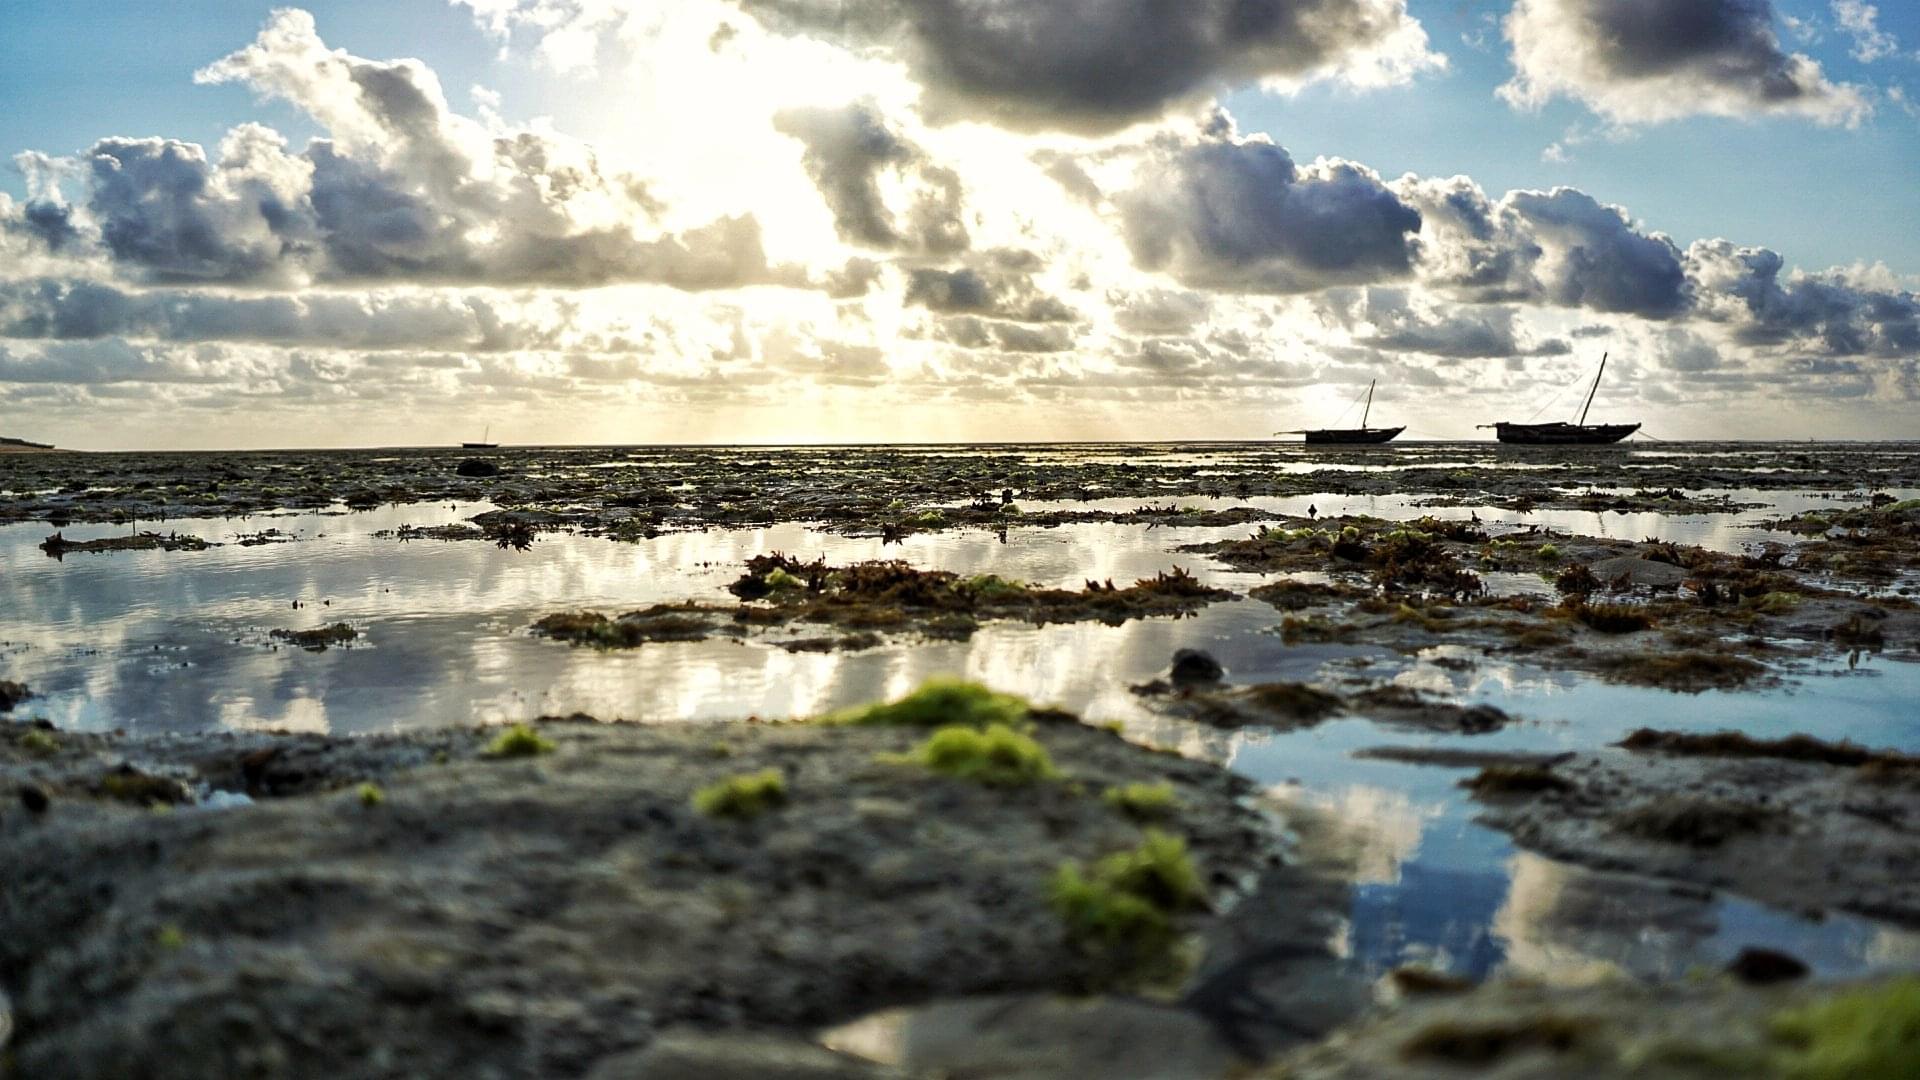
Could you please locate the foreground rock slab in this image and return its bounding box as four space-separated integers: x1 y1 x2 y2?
1465 730 1920 926
0 712 1311 1079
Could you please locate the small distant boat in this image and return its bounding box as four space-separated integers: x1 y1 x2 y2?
462 425 499 450
1282 380 1404 445
1482 353 1639 446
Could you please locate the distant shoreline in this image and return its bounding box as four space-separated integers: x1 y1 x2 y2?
6 438 1917 454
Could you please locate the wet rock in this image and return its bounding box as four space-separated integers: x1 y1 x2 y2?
1726 946 1809 985
590 1030 901 1079
0 680 29 712
1469 733 1920 926
1587 556 1691 590
269 623 359 652
1169 649 1225 686
455 458 500 478
1274 976 1920 1079
19 784 50 814
823 994 1243 1079
0 709 1323 1078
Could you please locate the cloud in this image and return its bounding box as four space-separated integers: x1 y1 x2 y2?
1353 289 1569 358
902 250 1077 323
23 10 802 291
1500 0 1869 126
1116 126 1423 294
1832 1 1899 63
1688 240 1920 356
1502 188 1689 318
468 0 1443 134
772 102 968 254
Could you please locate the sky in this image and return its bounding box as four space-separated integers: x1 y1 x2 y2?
1 0 1917 449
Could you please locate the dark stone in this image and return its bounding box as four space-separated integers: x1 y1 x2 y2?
1169 649 1225 686
0 681 31 712
1726 947 1808 985
19 785 49 814
456 459 500 478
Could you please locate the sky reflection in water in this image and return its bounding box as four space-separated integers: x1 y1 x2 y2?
3 495 1917 988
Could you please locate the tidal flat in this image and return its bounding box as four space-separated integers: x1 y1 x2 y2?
3 441 1919 1077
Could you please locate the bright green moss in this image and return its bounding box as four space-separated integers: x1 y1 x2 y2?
357 782 385 807
1103 781 1180 821
1535 543 1562 563
762 567 808 591
1771 978 1920 1079
485 723 556 759
824 678 1029 728
692 768 788 819
1051 831 1205 947
906 723 1059 787
1749 591 1802 614
19 730 58 756
963 574 1029 599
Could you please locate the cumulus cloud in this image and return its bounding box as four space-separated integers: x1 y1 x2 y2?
1353 290 1570 358
902 250 1077 323
772 102 967 254
1502 189 1689 318
24 10 799 291
1116 126 1423 294
1688 240 1920 356
1832 1 1899 63
1500 0 1869 126
468 0 1444 133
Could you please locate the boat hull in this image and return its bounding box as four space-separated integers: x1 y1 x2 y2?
1491 422 1639 446
1303 426 1404 445
462 442 499 449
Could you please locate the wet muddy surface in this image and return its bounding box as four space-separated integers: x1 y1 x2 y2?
4 441 1920 1075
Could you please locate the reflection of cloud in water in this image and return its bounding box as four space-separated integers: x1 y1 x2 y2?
1865 927 1920 968
1273 783 1440 887
1490 852 1714 985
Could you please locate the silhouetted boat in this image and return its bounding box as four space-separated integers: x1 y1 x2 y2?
1283 380 1404 445
462 425 499 449
1482 354 1639 445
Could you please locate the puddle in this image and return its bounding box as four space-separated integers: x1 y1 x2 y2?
3 487 1917 991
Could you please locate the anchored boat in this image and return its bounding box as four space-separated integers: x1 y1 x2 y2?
462 425 500 450
1483 354 1639 446
1284 380 1404 445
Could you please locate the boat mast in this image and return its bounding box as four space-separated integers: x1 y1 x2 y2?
1578 353 1607 426
1362 380 1375 428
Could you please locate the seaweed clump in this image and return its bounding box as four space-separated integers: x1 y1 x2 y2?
1770 977 1920 1079
899 724 1060 787
1462 765 1572 796
1619 728 1918 771
532 607 716 648
1050 830 1205 953
1103 781 1180 821
824 678 1030 728
270 623 359 652
1564 599 1655 634
1400 1014 1587 1065
1596 652 1767 692
485 724 555 759
692 769 788 819
1614 796 1778 847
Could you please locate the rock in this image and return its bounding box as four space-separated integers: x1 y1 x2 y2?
1587 556 1690 590
1 680 33 712
0 714 1315 1078
588 1031 901 1079
1726 946 1809 985
456 458 500 478
1169 649 1226 686
19 784 49 814
822 994 1244 1079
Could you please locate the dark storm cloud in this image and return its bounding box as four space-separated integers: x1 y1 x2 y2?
772 102 967 254
1688 240 1920 357
739 0 1432 131
1502 0 1866 125
904 252 1077 323
1117 131 1423 294
1394 176 1540 303
3 199 82 253
85 137 303 284
1503 189 1689 318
